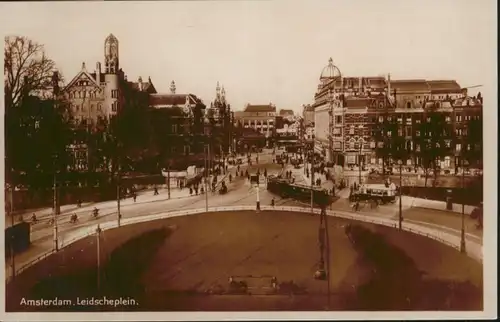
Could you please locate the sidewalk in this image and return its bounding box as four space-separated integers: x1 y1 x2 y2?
6 187 194 227
292 163 335 192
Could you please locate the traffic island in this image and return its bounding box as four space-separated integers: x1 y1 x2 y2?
6 210 482 312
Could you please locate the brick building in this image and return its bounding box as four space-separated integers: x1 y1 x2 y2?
312 58 483 171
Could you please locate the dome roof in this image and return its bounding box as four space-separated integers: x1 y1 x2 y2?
320 57 341 80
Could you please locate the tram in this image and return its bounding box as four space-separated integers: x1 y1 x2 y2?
267 176 331 206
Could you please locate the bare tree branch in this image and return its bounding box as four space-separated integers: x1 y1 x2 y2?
4 36 56 109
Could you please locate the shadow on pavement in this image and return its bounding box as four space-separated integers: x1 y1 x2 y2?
342 224 483 310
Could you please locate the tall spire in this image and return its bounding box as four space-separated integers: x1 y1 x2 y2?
170 80 176 94
221 85 226 103
216 81 221 99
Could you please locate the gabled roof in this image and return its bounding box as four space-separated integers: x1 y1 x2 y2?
62 68 100 92
130 81 157 94
89 72 105 84
244 104 276 113
149 93 203 107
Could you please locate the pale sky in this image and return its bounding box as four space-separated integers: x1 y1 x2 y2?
1 0 497 113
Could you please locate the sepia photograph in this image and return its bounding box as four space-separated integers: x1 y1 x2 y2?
1 0 497 321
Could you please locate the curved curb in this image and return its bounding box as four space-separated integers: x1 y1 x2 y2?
10 205 483 282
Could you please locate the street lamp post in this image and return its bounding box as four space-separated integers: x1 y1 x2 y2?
310 135 315 214
116 143 122 227
398 160 403 230
96 224 102 293
358 143 362 186
205 144 209 212
52 156 59 252
8 183 15 280
460 155 466 253
256 180 261 212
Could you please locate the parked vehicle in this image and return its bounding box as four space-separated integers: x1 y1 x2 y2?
351 184 397 204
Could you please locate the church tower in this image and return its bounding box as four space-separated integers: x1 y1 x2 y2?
103 34 120 117
104 34 119 74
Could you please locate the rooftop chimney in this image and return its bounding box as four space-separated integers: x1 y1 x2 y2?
387 73 391 99
96 62 101 83
138 76 143 91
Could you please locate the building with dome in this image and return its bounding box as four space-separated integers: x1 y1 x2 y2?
311 58 483 172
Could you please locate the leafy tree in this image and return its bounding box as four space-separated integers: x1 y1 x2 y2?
418 108 447 187
5 95 72 189
4 36 59 110
463 116 482 168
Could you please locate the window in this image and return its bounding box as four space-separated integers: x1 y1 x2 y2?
171 146 177 153
335 116 342 124
112 90 118 98
387 131 392 137
82 91 86 99
397 117 402 124
397 128 403 136
184 145 191 155
456 115 462 122
172 124 178 133
387 116 392 122
406 118 412 125
349 126 355 135
111 102 118 112
426 117 431 123
415 118 421 124
456 143 462 152
445 140 451 148
97 104 102 111
445 116 451 123
416 130 421 137
90 104 94 111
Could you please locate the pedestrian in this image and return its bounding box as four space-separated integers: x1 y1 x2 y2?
195 186 199 195
133 193 137 203
189 187 193 195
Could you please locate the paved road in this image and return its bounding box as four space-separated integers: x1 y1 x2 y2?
6 210 482 311
5 149 483 279
6 150 297 275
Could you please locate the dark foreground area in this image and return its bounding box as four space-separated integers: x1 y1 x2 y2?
6 211 483 311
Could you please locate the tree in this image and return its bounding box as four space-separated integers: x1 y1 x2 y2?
4 36 58 110
418 108 447 187
5 95 72 189
463 115 482 169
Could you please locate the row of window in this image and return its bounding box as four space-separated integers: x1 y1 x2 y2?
68 90 101 99
336 114 480 125
67 89 119 99
72 104 102 112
